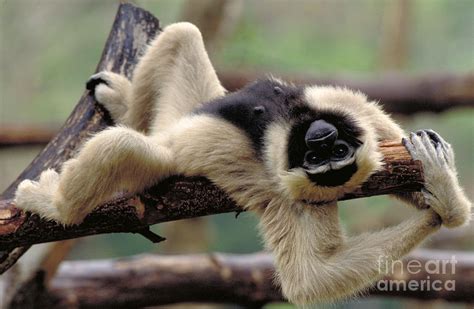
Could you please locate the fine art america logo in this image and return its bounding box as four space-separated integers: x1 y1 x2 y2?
377 255 457 292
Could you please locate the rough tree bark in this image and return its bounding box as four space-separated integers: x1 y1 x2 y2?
0 141 423 253
42 250 474 307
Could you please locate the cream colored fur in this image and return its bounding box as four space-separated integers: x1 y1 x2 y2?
14 22 471 305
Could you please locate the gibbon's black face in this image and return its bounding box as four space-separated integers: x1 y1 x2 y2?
287 111 363 187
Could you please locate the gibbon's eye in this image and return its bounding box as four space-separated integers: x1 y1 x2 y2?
304 150 322 165
331 140 352 160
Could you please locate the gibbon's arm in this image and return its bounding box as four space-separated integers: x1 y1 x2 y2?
88 22 226 133
260 201 440 304
259 130 470 305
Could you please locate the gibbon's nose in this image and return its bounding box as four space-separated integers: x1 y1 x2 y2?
305 120 338 153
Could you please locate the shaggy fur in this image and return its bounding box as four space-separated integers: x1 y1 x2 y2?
15 22 471 305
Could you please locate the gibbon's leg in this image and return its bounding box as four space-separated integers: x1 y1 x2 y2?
125 22 226 133
86 71 132 124
260 129 471 305
86 23 225 132
15 127 174 225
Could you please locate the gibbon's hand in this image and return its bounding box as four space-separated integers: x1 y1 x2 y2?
86 71 132 123
403 130 471 228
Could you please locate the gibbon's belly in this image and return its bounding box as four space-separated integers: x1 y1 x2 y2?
169 114 264 177
168 114 275 209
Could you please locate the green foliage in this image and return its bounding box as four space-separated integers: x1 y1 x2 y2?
218 17 377 73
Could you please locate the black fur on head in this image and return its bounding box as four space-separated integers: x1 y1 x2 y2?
196 78 300 154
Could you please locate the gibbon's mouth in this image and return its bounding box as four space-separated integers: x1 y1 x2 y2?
303 154 356 174
305 160 357 187
304 158 358 187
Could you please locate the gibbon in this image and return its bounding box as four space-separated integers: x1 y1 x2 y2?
14 23 471 305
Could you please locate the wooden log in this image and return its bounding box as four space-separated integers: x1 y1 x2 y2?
219 71 474 114
0 125 58 147
0 2 160 274
0 141 423 252
44 250 474 307
2 71 473 148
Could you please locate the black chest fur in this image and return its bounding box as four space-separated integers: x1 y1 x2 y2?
196 79 298 154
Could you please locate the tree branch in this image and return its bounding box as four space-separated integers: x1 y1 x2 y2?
44 250 474 307
0 2 160 274
0 141 423 252
0 125 58 147
0 3 430 274
219 71 474 114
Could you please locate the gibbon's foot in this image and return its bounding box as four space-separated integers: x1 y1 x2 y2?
403 130 471 228
86 71 131 122
14 169 61 222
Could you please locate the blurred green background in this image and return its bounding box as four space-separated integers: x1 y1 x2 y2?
1 0 473 308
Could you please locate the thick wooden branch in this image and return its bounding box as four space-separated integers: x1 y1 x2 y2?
3 70 474 148
2 71 473 149
0 3 160 274
219 71 474 114
0 141 423 252
44 250 474 307
0 125 58 147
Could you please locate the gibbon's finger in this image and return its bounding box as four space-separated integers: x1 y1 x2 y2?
424 129 443 144
418 131 451 169
401 137 415 154
409 132 433 165
418 130 437 154
425 129 456 169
